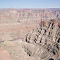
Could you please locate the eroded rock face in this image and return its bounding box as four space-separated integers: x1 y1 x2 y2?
0 9 60 24
0 9 60 60
25 19 60 60
0 9 60 42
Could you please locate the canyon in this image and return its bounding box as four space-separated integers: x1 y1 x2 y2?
0 9 60 60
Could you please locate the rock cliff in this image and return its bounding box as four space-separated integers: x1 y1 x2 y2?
25 19 60 60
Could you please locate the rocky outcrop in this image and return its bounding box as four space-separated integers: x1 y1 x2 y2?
25 19 60 60
0 9 60 60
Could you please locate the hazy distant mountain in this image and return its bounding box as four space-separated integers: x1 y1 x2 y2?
0 9 60 24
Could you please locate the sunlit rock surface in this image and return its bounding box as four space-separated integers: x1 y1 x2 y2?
0 9 60 60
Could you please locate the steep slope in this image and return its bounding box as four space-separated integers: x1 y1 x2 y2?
0 9 60 60
25 19 60 60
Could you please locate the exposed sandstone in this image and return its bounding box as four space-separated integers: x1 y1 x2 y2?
0 9 60 60
25 19 60 60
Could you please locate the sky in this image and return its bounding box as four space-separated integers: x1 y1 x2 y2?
0 0 60 8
